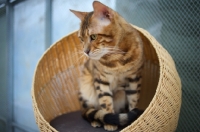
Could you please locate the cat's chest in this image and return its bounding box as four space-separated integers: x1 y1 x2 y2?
105 72 127 91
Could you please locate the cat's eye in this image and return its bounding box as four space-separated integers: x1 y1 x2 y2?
90 34 98 41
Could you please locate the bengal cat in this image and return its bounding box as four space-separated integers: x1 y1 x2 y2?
70 1 144 131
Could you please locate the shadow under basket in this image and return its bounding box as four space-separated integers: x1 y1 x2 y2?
32 25 182 132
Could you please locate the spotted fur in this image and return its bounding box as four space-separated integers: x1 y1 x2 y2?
70 1 144 131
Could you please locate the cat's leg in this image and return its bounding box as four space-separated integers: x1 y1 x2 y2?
79 69 102 127
113 90 127 113
94 78 118 131
94 77 114 113
125 74 142 111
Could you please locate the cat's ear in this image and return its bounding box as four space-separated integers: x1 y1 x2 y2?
92 1 114 20
70 9 86 21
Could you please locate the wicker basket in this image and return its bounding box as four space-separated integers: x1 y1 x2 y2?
32 25 181 132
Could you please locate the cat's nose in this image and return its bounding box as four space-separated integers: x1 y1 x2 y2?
84 49 90 55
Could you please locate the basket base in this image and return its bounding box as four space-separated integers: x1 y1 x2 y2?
50 111 125 132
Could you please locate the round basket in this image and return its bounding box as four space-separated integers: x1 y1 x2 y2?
32 25 181 132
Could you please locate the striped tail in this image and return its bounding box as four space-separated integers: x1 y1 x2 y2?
82 108 143 127
104 108 143 126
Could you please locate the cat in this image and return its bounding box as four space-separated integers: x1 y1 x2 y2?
70 1 144 131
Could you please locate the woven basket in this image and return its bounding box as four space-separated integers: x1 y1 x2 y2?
32 25 181 132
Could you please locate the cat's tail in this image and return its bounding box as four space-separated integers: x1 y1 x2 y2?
103 108 143 126
82 108 143 126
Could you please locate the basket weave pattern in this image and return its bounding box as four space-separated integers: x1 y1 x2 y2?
32 25 181 132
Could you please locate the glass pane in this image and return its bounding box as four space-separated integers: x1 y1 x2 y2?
0 8 7 132
116 0 200 131
13 0 45 131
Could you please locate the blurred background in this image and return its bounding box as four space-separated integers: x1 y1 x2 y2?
0 0 199 132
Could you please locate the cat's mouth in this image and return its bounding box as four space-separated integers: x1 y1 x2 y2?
85 48 110 60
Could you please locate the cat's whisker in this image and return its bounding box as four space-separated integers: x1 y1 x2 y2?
84 52 89 57
89 48 126 58
102 47 126 52
70 51 85 58
102 48 127 55
91 49 101 55
71 49 87 65
73 53 87 66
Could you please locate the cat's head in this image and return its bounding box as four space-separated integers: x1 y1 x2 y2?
70 1 123 60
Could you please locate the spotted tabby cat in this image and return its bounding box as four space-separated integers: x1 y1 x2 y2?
70 1 144 131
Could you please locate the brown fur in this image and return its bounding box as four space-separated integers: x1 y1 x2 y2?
70 1 144 131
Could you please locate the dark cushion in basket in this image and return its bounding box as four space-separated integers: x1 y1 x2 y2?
50 111 125 132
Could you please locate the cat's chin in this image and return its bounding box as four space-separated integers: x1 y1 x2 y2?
88 56 101 60
88 53 106 60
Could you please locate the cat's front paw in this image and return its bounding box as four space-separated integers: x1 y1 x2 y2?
91 121 101 128
104 124 118 131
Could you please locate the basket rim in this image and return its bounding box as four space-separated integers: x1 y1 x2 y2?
31 30 77 132
31 25 170 131
121 25 164 131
